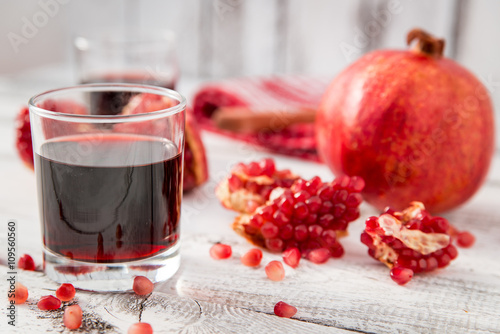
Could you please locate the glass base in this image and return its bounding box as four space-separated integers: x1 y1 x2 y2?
43 243 180 292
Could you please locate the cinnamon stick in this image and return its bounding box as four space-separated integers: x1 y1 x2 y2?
212 106 316 133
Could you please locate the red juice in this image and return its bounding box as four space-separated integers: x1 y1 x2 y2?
82 72 176 115
35 133 182 263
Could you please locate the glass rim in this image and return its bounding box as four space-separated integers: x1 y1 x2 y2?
28 83 186 124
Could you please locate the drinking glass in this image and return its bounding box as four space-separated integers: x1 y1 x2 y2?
74 30 179 90
29 83 186 291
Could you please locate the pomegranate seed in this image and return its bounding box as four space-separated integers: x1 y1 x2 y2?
348 176 365 192
443 246 457 261
294 225 308 241
319 201 334 214
128 322 153 334
259 158 276 176
318 214 334 227
38 295 61 310
228 174 243 192
390 267 414 285
333 190 348 203
345 193 363 207
431 217 450 233
294 190 311 202
360 231 374 248
8 282 28 304
274 301 297 318
261 222 279 239
282 247 301 268
333 175 350 189
344 207 360 221
241 248 263 267
305 196 322 213
293 202 309 220
133 276 154 295
456 231 475 248
308 225 323 238
329 243 345 258
273 210 290 226
279 224 294 240
426 257 438 271
317 185 334 200
245 161 262 176
63 304 82 330
56 283 76 301
210 243 232 260
332 203 346 218
265 261 285 281
307 248 331 264
265 238 284 252
18 254 35 271
321 229 337 246
278 196 294 216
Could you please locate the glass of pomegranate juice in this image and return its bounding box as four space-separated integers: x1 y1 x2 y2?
29 83 186 291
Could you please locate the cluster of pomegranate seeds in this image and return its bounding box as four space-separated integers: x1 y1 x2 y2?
133 276 154 295
216 158 299 213
37 295 62 310
241 248 263 267
56 283 76 301
265 261 285 281
18 254 36 271
209 243 233 260
234 174 365 261
8 282 29 304
128 322 153 334
63 305 82 330
361 202 459 285
274 301 297 318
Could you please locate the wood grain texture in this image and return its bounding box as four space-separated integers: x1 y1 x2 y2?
0 266 348 333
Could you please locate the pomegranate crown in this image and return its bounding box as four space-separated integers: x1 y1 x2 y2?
407 28 445 58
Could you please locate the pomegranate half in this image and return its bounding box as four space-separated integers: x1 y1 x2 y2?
316 28 495 213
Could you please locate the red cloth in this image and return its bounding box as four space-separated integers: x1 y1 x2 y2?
192 76 330 161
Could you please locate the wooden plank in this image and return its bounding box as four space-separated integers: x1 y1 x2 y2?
0 266 349 333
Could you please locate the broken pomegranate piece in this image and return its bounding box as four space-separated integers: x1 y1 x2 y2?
361 202 459 284
216 158 299 214
232 173 365 262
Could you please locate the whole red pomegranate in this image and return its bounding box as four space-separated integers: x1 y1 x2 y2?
316 29 495 213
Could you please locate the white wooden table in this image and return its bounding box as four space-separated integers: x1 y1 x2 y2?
0 67 499 333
